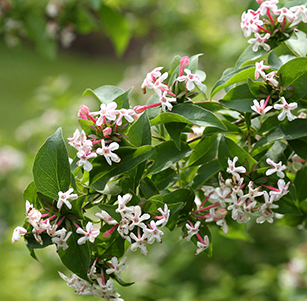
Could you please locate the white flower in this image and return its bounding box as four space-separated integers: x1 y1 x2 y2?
57 188 78 210
115 108 135 126
176 69 203 91
25 200 42 229
76 146 97 172
127 205 150 231
248 32 271 52
255 60 270 80
130 232 149 255
259 0 279 16
195 235 209 255
241 10 263 37
266 158 287 178
290 5 307 24
115 193 133 218
226 156 246 181
95 102 118 126
270 179 290 201
184 221 201 241
144 220 164 244
159 90 177 112
52 228 72 250
141 67 164 91
276 7 295 23
76 222 100 245
274 97 297 121
96 140 121 165
106 257 128 278
153 72 169 96
95 210 118 225
251 99 273 115
265 71 279 87
155 204 170 227
12 226 27 243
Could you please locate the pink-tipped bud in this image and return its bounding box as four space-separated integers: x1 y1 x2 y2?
256 0 264 4
216 208 228 216
179 56 190 76
134 105 146 114
103 127 112 138
78 105 90 119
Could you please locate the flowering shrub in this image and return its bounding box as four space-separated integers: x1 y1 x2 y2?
12 0 307 299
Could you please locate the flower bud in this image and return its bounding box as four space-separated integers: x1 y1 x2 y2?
179 56 190 76
134 105 146 114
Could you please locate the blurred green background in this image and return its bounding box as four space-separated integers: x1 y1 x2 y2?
1 0 307 300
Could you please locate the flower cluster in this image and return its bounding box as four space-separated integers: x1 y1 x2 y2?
137 56 204 113
68 102 137 171
191 157 289 230
59 257 127 300
241 0 307 52
95 193 169 256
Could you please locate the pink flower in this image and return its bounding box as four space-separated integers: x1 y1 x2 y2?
76 146 97 172
241 10 263 37
141 67 164 92
274 97 297 121
159 90 177 112
76 222 100 244
276 7 295 23
179 56 190 76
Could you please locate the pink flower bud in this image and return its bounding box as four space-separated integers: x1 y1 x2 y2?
103 127 112 138
256 0 264 4
78 105 90 119
134 105 146 114
179 56 190 76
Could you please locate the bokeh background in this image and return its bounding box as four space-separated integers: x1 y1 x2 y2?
1 0 307 300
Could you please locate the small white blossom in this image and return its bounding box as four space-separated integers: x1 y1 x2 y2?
226 157 246 181
184 221 201 241
96 140 121 165
106 257 128 278
76 222 100 245
266 158 287 178
274 97 297 121
195 235 209 255
12 226 27 243
57 188 78 210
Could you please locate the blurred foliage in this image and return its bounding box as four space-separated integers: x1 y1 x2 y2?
1 0 307 300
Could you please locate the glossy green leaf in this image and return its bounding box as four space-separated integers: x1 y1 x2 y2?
150 103 226 130
235 45 266 69
58 231 90 280
278 57 307 101
188 53 203 74
166 202 184 231
151 168 179 190
247 78 268 98
294 166 307 202
140 177 159 199
165 122 187 150
147 141 192 175
188 134 218 167
220 83 255 112
288 139 307 160
211 66 255 98
255 119 307 148
218 136 257 171
192 159 222 189
90 146 155 191
33 128 71 200
83 85 124 104
23 181 39 209
127 111 151 147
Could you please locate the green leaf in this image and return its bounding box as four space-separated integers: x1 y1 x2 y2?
147 141 192 175
169 55 181 75
150 103 226 130
100 5 131 56
188 134 218 167
23 181 40 209
275 197 301 215
188 53 203 74
211 66 255 98
235 45 266 69
288 139 307 160
220 83 255 112
285 30 307 57
165 122 187 150
140 177 159 199
268 51 283 70
127 111 151 147
33 128 71 199
166 202 184 231
247 78 268 98
151 168 179 190
83 85 124 104
294 166 307 202
90 146 155 190
25 232 53 249
255 119 307 148
192 159 222 189
58 231 90 280
278 57 307 101
218 136 257 171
